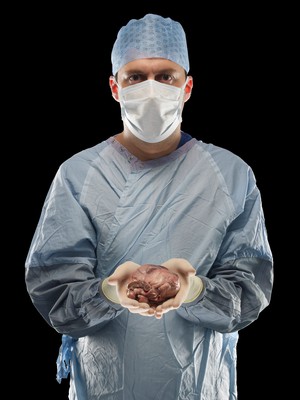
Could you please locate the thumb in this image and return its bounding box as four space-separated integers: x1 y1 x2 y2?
107 261 140 285
162 258 196 276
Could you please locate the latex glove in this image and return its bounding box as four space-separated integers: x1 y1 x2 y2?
154 258 203 319
103 261 156 317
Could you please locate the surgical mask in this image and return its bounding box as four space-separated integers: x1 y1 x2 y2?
118 79 187 143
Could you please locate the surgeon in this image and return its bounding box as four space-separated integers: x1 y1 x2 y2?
25 13 273 400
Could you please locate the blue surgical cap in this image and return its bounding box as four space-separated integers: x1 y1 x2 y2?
111 14 190 75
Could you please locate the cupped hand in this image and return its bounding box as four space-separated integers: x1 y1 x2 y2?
107 261 155 316
153 258 196 319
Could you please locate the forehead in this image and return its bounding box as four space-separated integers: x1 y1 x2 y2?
118 58 185 76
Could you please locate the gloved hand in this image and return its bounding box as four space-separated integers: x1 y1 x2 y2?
154 258 203 319
102 261 156 317
102 258 203 319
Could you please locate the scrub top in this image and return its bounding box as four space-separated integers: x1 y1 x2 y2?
25 134 273 400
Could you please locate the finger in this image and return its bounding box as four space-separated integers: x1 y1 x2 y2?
107 261 140 285
155 302 177 315
156 291 186 312
162 258 196 275
136 308 156 317
154 306 174 319
121 298 150 310
127 307 154 315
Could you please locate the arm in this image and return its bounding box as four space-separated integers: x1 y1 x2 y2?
103 179 273 327
25 165 124 339
104 168 273 328
176 174 273 332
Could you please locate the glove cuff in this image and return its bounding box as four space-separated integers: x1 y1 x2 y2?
100 278 120 304
184 276 203 303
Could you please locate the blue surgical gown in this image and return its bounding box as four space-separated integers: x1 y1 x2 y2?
25 135 273 400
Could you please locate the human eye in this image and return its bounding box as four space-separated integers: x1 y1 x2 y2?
127 74 145 84
156 74 174 84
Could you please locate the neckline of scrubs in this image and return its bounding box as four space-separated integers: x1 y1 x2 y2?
107 135 198 171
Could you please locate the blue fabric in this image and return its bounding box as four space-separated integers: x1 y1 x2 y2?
111 14 190 75
25 134 273 399
56 335 77 383
177 131 192 148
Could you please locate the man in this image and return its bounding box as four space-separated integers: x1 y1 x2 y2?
25 13 273 399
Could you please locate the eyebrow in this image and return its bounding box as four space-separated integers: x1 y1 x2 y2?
115 69 182 83
123 67 180 76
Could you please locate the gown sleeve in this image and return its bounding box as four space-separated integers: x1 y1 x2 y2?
25 162 123 339
177 166 273 332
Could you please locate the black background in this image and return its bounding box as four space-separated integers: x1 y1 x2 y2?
10 2 288 399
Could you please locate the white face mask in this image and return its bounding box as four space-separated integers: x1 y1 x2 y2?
118 79 187 143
